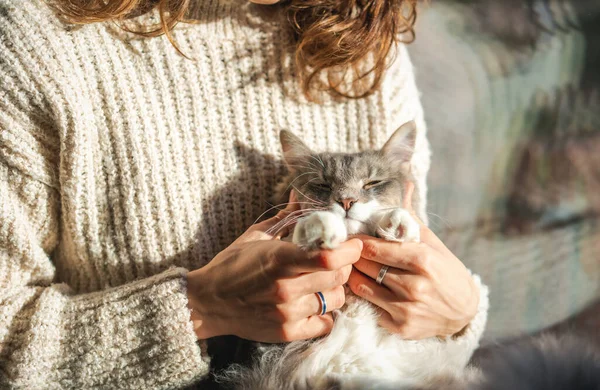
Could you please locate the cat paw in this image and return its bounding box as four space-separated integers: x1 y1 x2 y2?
293 211 348 250
376 208 420 243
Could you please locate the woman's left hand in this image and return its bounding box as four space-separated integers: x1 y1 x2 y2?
348 182 480 339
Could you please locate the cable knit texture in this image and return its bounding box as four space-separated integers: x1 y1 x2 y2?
0 0 480 388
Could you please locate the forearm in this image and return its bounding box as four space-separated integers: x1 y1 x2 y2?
0 268 208 389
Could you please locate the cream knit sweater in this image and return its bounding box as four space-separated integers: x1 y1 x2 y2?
0 0 486 388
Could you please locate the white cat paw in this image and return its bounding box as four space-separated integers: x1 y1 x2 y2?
293 211 348 249
376 208 420 243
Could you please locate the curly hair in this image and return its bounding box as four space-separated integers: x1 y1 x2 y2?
48 0 418 99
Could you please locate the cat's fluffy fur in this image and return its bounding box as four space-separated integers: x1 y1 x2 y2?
217 122 489 389
219 293 485 390
220 331 600 390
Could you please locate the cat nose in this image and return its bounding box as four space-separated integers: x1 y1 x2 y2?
337 198 357 211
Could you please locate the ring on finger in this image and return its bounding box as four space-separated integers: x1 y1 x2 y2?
315 291 327 315
376 265 389 285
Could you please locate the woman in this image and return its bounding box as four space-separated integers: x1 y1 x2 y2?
0 0 488 388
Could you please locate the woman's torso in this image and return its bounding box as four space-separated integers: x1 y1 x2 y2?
7 0 428 293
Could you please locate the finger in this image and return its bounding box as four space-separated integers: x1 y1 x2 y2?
355 235 427 274
353 258 415 292
289 314 334 341
378 308 435 340
355 259 431 301
303 286 346 317
347 269 397 313
402 181 415 210
402 181 425 227
376 310 417 340
292 264 352 296
353 258 410 281
269 285 345 323
285 238 363 274
399 182 451 254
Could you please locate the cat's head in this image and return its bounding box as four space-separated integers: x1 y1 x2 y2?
279 121 417 234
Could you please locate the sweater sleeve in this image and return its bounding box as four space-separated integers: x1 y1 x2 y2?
0 31 208 390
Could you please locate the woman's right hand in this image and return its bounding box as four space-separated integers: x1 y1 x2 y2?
186 196 363 343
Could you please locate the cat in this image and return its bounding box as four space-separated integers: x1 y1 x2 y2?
217 121 475 389
279 120 422 249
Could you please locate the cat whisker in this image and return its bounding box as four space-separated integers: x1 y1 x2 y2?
291 185 327 206
266 207 327 235
284 172 319 193
254 201 323 225
286 165 319 172
287 161 321 171
304 177 321 185
425 212 451 229
265 208 313 229
308 154 325 168
270 216 303 234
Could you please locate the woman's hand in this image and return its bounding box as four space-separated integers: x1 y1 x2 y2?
348 183 479 339
186 194 363 343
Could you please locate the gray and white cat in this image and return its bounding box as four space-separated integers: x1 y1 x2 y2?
219 121 475 389
277 120 421 249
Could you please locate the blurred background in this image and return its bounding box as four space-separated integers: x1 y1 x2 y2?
408 0 600 343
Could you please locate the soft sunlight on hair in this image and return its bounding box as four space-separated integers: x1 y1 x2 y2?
48 0 418 99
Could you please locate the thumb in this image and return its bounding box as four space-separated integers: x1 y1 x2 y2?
402 182 452 255
402 181 416 214
402 181 425 226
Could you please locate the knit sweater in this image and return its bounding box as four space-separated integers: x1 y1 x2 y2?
0 0 487 388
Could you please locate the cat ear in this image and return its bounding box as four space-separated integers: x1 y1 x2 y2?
280 130 313 166
381 120 417 169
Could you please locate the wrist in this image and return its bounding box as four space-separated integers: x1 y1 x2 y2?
452 273 481 338
186 267 222 340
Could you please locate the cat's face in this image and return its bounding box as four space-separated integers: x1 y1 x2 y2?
280 121 416 234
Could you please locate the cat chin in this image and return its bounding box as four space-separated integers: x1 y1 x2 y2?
344 218 370 235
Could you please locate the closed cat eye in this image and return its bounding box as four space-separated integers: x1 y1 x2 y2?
363 180 384 190
313 183 332 190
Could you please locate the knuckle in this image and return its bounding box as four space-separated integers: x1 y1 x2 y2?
356 283 371 297
395 323 411 338
362 241 378 259
333 268 347 286
247 223 260 233
394 303 410 319
272 305 293 323
414 250 431 272
386 272 401 286
272 280 292 303
278 323 296 342
265 247 280 269
314 251 334 270
330 286 346 309
407 280 428 301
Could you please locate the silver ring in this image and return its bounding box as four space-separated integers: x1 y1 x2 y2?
376 265 389 285
316 291 327 315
